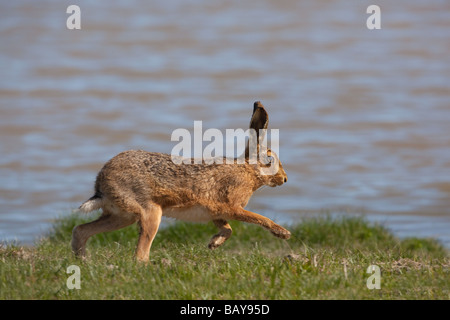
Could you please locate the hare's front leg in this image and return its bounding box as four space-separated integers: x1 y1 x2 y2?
208 219 232 249
135 204 162 262
224 208 291 240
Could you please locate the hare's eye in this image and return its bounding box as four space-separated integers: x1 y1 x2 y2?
267 155 274 164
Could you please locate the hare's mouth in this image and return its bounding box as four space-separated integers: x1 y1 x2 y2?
269 176 287 187
269 181 281 187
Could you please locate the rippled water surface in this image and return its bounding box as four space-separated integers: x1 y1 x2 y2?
1 0 449 246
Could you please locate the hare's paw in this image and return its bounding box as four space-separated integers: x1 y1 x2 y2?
270 225 291 240
208 235 228 249
209 221 233 249
208 240 222 250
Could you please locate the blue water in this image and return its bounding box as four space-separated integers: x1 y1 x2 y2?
0 0 449 247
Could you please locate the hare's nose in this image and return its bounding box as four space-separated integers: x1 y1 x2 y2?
284 177 287 183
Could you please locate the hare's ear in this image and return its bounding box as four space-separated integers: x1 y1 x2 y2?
249 101 269 136
246 101 269 159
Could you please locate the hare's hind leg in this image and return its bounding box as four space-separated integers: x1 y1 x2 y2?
72 211 138 258
135 204 162 262
208 219 232 250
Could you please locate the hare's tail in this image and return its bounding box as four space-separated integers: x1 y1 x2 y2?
78 194 103 213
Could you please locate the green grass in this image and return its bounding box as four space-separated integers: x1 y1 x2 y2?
0 212 448 299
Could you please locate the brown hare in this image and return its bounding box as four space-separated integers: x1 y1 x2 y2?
72 101 290 262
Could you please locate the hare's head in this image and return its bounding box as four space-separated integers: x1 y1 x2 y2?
259 147 287 187
245 101 288 188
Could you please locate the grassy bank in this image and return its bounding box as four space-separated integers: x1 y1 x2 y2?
0 213 448 299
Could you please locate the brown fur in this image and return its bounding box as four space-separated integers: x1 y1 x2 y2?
72 101 290 262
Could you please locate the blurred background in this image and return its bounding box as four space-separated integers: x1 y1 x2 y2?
1 0 449 246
